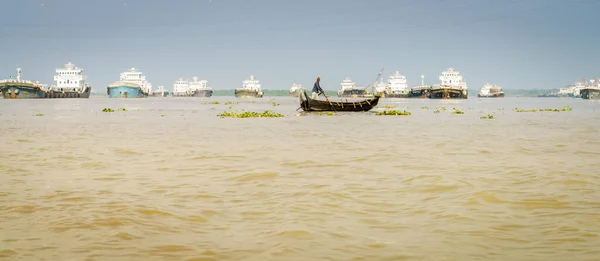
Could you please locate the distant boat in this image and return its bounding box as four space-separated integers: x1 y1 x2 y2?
383 71 409 98
337 77 368 98
478 83 505 98
0 68 48 99
235 75 263 98
189 76 213 97
429 67 468 99
151 86 169 97
107 67 152 98
580 78 600 99
289 81 302 97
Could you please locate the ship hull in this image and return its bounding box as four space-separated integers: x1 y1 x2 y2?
381 92 409 98
107 84 147 98
478 93 505 98
193 90 213 97
581 88 600 99
407 88 431 98
1 83 91 99
235 89 263 98
430 87 468 99
338 89 368 98
151 91 170 97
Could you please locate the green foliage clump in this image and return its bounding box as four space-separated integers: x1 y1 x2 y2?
217 110 284 118
480 114 494 119
204 101 220 105
35 113 44 116
316 112 336 116
376 110 412 116
102 108 115 112
452 108 464 114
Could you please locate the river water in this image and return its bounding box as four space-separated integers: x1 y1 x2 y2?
1 96 599 261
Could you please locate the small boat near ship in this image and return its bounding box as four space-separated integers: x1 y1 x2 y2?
289 81 302 97
478 83 505 98
299 90 380 112
235 75 263 98
429 68 468 99
337 77 368 98
151 86 170 97
107 67 152 98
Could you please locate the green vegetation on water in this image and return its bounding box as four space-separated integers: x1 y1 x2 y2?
480 114 494 119
102 108 115 112
35 113 43 116
452 109 464 114
514 106 572 112
217 110 284 118
316 112 336 116
376 110 412 116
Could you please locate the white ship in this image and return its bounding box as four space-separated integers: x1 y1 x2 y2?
172 78 190 97
337 77 367 98
151 86 169 97
189 76 213 97
235 75 263 98
49 62 92 98
289 81 303 97
385 71 409 98
478 83 505 98
430 68 468 99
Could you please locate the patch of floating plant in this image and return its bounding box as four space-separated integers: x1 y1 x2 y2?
451 108 464 114
203 101 220 105
376 110 412 116
102 108 115 112
118 107 126 111
433 109 441 114
513 106 572 112
384 105 396 109
35 113 44 116
224 101 238 105
421 106 429 109
217 110 284 118
480 114 494 119
271 101 280 106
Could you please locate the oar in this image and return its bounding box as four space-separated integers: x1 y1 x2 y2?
320 90 336 112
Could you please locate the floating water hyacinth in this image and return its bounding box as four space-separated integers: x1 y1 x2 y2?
217 110 284 118
376 110 411 116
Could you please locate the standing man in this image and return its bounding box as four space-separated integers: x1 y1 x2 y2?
312 76 324 99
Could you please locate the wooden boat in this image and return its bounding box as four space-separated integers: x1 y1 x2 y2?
299 90 380 112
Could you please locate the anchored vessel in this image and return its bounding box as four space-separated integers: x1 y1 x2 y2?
289 81 303 97
383 71 409 98
235 75 263 98
580 78 600 99
190 77 213 97
107 67 152 98
337 77 368 98
47 62 92 99
0 68 47 99
429 68 468 99
172 78 190 97
151 86 170 97
478 83 505 98
538 78 589 98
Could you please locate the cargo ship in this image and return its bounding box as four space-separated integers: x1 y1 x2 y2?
190 77 213 97
429 68 468 99
581 78 600 99
107 67 152 98
235 75 263 98
289 81 302 97
337 77 368 98
151 86 169 97
383 71 409 98
0 68 47 99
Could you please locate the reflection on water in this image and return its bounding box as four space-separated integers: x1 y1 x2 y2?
1 96 600 261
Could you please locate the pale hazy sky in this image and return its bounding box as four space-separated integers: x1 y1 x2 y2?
0 0 598 91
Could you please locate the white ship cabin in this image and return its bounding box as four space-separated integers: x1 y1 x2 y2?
52 62 87 92
242 75 262 91
340 77 357 90
120 67 152 93
478 83 500 96
374 79 388 93
439 68 468 90
289 81 302 92
189 76 210 91
172 78 190 95
387 71 408 94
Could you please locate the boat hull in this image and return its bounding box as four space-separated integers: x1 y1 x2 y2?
381 92 409 98
1 83 91 99
193 90 213 97
478 93 505 98
581 88 600 99
407 88 431 98
299 90 379 112
235 89 263 98
151 91 169 97
430 87 468 99
107 83 147 98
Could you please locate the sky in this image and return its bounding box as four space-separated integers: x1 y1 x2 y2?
0 0 598 92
